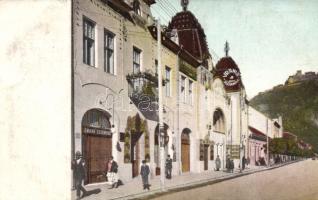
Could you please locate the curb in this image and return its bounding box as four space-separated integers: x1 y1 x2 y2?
114 160 302 200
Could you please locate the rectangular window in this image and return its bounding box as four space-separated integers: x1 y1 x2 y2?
133 47 141 74
180 75 186 102
165 66 171 97
104 30 115 74
155 60 158 75
83 18 95 66
188 80 193 105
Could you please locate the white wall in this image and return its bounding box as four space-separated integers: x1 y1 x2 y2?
248 106 273 137
0 1 71 199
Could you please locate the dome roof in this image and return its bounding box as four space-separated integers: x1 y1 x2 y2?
168 11 210 65
215 56 238 70
214 56 244 92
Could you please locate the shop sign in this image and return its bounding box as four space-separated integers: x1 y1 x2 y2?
226 145 240 159
83 127 112 137
223 68 240 87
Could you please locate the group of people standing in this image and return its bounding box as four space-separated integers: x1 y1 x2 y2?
72 153 174 199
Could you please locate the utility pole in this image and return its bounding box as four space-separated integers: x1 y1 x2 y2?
239 94 242 172
266 119 269 167
157 18 165 191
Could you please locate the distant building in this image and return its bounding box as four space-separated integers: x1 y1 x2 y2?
285 70 318 85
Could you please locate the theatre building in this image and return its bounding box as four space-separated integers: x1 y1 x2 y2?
72 0 252 184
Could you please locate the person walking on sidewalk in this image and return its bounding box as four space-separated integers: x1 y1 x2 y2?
140 160 150 190
229 159 234 173
226 155 230 172
105 156 119 189
165 154 173 179
72 151 87 200
215 155 221 171
242 156 246 170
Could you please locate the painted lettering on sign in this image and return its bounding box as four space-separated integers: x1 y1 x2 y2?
83 127 112 136
223 68 240 87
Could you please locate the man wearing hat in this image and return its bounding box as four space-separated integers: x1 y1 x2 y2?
72 151 87 200
140 160 150 190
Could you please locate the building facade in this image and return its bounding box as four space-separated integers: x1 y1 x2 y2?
72 0 253 184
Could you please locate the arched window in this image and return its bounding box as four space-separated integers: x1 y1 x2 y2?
213 109 225 133
82 109 111 130
133 0 141 16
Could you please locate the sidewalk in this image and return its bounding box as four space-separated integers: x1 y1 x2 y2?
72 161 298 200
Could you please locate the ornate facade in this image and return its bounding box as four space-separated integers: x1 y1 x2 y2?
72 0 282 184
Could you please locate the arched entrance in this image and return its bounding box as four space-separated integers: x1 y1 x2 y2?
82 109 113 184
123 114 150 178
154 123 169 175
181 128 191 172
213 108 226 133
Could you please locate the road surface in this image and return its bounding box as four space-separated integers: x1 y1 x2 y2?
150 160 318 200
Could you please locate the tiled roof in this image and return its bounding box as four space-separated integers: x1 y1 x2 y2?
168 11 210 67
248 126 267 142
214 57 244 92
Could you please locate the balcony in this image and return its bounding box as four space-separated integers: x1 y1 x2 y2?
126 71 163 121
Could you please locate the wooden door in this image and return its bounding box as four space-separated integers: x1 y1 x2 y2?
204 145 209 170
84 134 112 184
181 143 190 172
181 132 190 172
132 140 140 178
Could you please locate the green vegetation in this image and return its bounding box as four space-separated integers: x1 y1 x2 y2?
250 79 318 152
266 138 314 157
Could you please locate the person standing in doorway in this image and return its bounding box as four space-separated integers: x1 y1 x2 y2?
105 156 119 189
215 155 221 171
72 151 87 200
165 154 173 179
140 160 150 190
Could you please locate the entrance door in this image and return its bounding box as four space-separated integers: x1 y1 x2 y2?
181 143 190 172
132 140 140 178
131 132 142 178
84 134 112 183
181 130 190 172
204 145 209 170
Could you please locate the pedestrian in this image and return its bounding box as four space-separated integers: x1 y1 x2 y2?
247 157 250 167
72 151 87 200
242 155 246 170
226 155 230 172
230 159 234 173
165 154 173 179
215 155 221 171
140 160 150 190
105 156 119 189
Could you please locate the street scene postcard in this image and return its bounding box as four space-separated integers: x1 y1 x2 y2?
1 0 318 200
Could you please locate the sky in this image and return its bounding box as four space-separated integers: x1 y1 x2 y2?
151 0 318 98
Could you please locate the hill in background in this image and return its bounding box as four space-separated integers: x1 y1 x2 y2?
250 76 318 152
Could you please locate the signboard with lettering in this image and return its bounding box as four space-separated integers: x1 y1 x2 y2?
226 145 240 159
83 126 112 137
222 68 240 87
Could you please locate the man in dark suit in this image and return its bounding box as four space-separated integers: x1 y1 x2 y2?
72 151 87 200
140 160 150 190
165 154 173 179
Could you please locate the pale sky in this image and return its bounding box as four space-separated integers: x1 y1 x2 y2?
152 0 318 98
